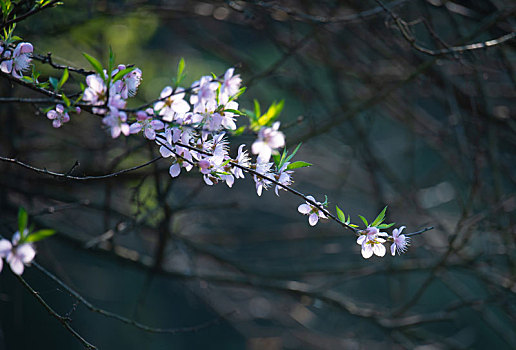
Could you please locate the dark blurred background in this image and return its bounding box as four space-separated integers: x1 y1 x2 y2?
1 0 515 349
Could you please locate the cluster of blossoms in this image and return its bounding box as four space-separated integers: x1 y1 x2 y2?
84 65 294 197
82 64 144 137
356 226 410 259
0 41 33 78
2 37 420 260
0 231 36 275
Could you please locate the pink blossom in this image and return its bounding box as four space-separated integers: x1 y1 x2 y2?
391 226 410 256
231 144 250 179
1 42 33 78
83 74 107 106
154 86 190 122
356 227 388 259
253 161 273 196
274 162 293 196
297 195 328 226
46 104 70 128
252 122 285 162
102 108 130 138
220 68 241 103
0 231 36 275
190 76 218 110
356 227 387 246
111 64 142 99
129 110 164 140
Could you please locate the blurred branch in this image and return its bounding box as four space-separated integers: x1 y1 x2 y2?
0 155 163 180
33 52 95 76
15 272 97 350
235 0 409 24
374 0 516 56
0 0 60 30
32 262 234 334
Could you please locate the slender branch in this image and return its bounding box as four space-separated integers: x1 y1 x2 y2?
15 272 97 350
374 0 516 56
237 0 409 24
33 52 95 76
32 262 232 334
0 0 60 30
405 226 434 237
0 70 61 98
0 96 62 104
0 155 163 180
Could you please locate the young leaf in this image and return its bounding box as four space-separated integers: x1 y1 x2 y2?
57 68 69 90
228 86 246 102
286 161 312 170
232 125 246 136
370 206 387 227
358 215 369 227
336 206 346 223
18 207 28 236
108 46 115 76
49 76 59 90
253 99 261 118
112 67 135 83
276 147 288 169
175 57 185 86
83 53 104 76
26 229 56 243
272 152 281 167
224 109 246 116
61 93 71 107
257 100 284 126
285 143 302 163
378 223 395 229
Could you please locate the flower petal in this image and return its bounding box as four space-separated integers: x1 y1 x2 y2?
0 239 12 257
8 256 24 275
309 213 319 226
361 245 373 259
17 244 36 263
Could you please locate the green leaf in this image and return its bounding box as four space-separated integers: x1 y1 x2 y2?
49 76 59 90
108 46 115 77
57 68 68 90
112 67 135 83
82 53 104 76
253 99 261 118
224 109 246 116
232 125 246 136
175 57 185 87
272 152 281 167
220 159 232 167
26 229 56 243
228 86 246 102
18 207 28 236
257 100 284 126
277 147 288 169
378 223 395 229
336 206 346 223
286 161 312 170
370 206 388 227
61 93 71 107
285 143 302 163
358 215 368 227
